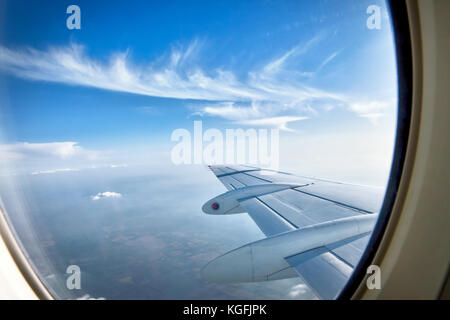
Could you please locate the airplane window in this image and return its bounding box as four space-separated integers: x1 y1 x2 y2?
0 0 399 299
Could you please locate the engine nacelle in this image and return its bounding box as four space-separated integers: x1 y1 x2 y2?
202 213 378 283
202 183 302 215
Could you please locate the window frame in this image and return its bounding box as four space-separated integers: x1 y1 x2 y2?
338 0 414 299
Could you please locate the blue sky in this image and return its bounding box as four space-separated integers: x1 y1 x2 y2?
0 0 397 185
0 1 398 299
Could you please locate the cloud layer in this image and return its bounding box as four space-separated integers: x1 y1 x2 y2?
0 142 99 161
0 142 105 176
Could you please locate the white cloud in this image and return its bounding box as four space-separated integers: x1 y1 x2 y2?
27 163 127 175
197 101 262 120
0 38 393 125
194 101 308 131
358 112 384 124
348 101 392 124
110 164 128 168
263 46 298 74
263 34 325 75
235 116 308 131
0 142 98 161
31 168 79 175
0 43 261 101
288 283 311 299
76 294 106 300
92 191 122 201
0 39 340 104
0 142 107 176
316 50 341 72
348 101 390 114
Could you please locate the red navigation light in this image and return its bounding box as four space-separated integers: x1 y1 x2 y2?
211 202 220 210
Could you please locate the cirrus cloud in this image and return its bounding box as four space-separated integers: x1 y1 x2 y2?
0 37 393 128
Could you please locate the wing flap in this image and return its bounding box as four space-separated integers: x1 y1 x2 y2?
285 233 371 299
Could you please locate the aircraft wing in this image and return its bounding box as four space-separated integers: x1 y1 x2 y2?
202 165 384 299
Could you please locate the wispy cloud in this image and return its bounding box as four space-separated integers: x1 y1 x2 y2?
235 116 308 131
31 168 79 175
262 46 298 74
262 34 325 76
0 43 261 101
30 164 128 175
0 37 339 104
0 37 392 127
195 101 262 120
316 50 341 73
193 101 309 131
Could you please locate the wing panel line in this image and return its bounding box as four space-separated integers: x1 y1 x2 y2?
292 189 373 214
255 197 299 229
